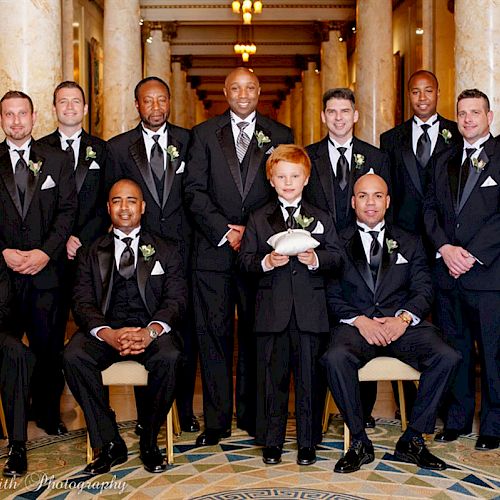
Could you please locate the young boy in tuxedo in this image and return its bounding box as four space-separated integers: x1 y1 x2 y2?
239 144 341 466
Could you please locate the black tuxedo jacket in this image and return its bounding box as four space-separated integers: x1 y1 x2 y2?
327 224 433 323
239 200 341 333
184 109 293 272
72 231 188 335
424 135 500 291
304 136 391 225
39 130 108 246
0 257 12 328
380 115 460 233
0 140 77 289
106 122 191 264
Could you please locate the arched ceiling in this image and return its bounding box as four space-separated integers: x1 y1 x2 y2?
140 1 356 115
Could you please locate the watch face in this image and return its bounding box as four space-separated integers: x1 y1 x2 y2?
149 328 158 339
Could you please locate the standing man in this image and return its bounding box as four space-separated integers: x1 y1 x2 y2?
184 67 293 445
106 76 198 433
321 174 460 473
0 255 35 477
424 89 500 451
305 87 391 233
40 81 108 356
0 91 77 435
380 70 459 237
64 179 187 474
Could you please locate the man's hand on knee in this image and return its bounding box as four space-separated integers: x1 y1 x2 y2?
353 316 391 346
99 327 141 351
118 328 152 356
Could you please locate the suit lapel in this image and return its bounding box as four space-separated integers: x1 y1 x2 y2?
0 143 22 216
347 138 366 217
401 121 423 196
433 117 450 157
346 228 374 293
97 234 115 315
216 115 243 196
75 131 91 193
375 227 397 294
242 117 269 199
136 236 155 317
24 145 43 219
267 203 286 234
316 138 337 221
162 128 181 208
129 131 161 206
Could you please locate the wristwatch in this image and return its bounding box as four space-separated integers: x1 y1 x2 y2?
146 326 159 340
398 312 412 326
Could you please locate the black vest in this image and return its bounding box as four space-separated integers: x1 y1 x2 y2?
333 174 350 232
106 267 150 328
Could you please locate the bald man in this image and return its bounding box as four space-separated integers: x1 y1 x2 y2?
321 174 460 473
184 67 293 445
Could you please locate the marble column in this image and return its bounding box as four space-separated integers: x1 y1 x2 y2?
62 0 75 82
355 0 394 145
422 0 434 71
302 61 321 146
455 0 500 135
144 23 175 89
291 83 303 145
195 99 207 125
0 0 62 136
170 61 188 127
321 30 348 94
103 0 142 139
277 94 291 127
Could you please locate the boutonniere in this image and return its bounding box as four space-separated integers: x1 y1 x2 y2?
139 244 156 261
295 214 315 229
472 157 486 173
165 145 179 162
255 130 271 148
439 129 452 144
28 160 42 177
353 153 365 169
386 238 398 254
85 146 97 161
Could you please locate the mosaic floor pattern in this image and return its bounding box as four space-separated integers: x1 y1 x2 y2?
0 418 498 499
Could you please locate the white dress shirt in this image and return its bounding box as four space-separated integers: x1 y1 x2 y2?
142 123 168 171
7 138 32 173
412 114 439 156
58 129 82 168
327 136 353 175
230 110 256 147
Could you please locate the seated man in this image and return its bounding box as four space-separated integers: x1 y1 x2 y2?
0 256 35 477
321 174 460 473
63 179 187 474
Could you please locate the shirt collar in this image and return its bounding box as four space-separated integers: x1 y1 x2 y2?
6 138 32 151
278 196 301 208
58 129 82 142
113 226 141 241
141 122 168 138
413 114 438 127
230 110 256 125
356 219 386 233
328 136 353 149
464 134 491 150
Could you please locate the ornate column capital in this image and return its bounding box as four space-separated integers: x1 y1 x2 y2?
142 21 177 43
314 21 349 42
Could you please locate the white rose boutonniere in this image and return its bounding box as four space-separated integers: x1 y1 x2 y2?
353 153 365 169
140 244 156 262
295 214 315 229
255 130 271 148
386 238 398 254
165 145 179 162
85 146 97 160
472 157 486 173
28 160 43 177
440 129 452 144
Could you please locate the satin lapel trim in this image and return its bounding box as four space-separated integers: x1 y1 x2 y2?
216 123 243 196
0 146 22 216
129 137 161 206
434 119 449 156
75 133 91 193
458 147 490 214
268 203 286 234
242 122 270 199
97 235 115 315
346 230 374 293
447 149 462 214
316 140 337 221
375 229 397 294
162 132 181 208
24 147 44 219
136 237 155 316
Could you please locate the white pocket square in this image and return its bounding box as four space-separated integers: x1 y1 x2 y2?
480 176 497 187
175 161 185 174
265 146 275 155
311 220 324 234
41 175 56 190
151 261 165 275
89 161 100 170
396 253 408 264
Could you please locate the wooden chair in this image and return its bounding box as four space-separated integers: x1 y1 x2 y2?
322 356 421 452
0 396 7 439
86 360 181 465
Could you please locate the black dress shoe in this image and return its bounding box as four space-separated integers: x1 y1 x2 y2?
180 416 200 433
475 435 500 450
37 420 68 436
195 428 231 446
84 439 128 475
434 429 461 442
364 416 376 429
3 443 27 477
140 445 167 473
334 440 375 473
262 446 282 464
395 436 447 470
297 446 316 466
135 423 144 436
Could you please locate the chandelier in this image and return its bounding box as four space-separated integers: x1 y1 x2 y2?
232 1 263 25
234 42 257 62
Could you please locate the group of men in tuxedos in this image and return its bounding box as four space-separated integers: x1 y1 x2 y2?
0 64 498 479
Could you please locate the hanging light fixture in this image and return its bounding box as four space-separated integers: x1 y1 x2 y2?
231 0 263 25
234 42 257 62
